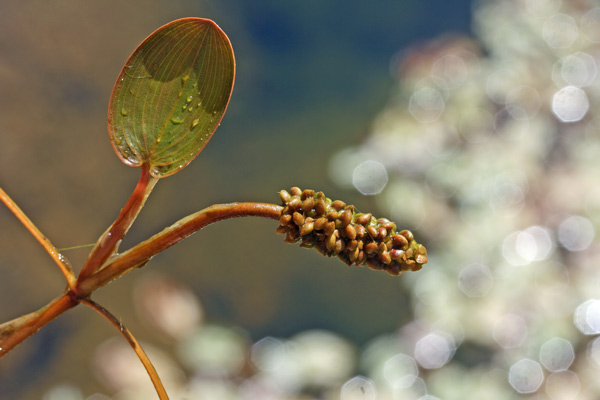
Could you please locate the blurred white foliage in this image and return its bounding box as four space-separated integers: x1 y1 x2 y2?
133 275 204 341
43 384 83 400
326 0 600 397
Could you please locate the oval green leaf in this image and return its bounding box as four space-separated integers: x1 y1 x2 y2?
108 18 235 178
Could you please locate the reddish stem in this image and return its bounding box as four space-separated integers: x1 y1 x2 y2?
0 292 78 358
1 201 283 359
78 166 157 283
82 299 169 400
0 187 77 289
77 202 282 296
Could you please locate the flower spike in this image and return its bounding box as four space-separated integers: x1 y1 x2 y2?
276 187 428 275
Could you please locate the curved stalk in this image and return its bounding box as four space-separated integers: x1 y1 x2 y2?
81 299 169 400
1 202 282 358
0 292 78 358
0 187 76 289
77 202 282 296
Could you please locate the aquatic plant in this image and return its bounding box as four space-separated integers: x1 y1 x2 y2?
0 18 426 400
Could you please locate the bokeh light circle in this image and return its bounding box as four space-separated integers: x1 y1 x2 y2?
414 332 455 369
545 371 580 400
587 336 600 366
508 359 544 394
574 299 600 335
409 87 445 122
542 13 579 49
581 8 600 43
553 52 597 88
341 376 377 400
558 215 595 251
383 353 419 388
551 86 589 122
352 160 388 195
539 337 575 372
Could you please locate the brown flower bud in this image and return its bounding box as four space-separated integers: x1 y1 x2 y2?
356 250 366 265
331 200 346 210
302 197 315 212
364 242 378 254
349 247 360 263
300 236 316 248
379 251 392 264
339 209 353 228
301 189 315 200
378 218 395 232
292 212 305 227
367 225 378 238
387 264 401 276
279 190 291 204
356 213 372 226
315 198 328 215
390 249 406 261
344 224 357 240
384 240 394 251
314 217 328 231
284 231 299 243
288 197 302 211
326 233 337 252
279 214 292 226
330 211 342 222
354 224 366 238
346 239 358 252
392 234 409 249
400 230 414 242
324 221 336 236
334 239 344 254
300 221 314 236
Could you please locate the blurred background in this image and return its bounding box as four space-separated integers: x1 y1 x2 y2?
3 0 600 399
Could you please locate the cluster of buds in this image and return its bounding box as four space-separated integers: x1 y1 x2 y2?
276 187 427 276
